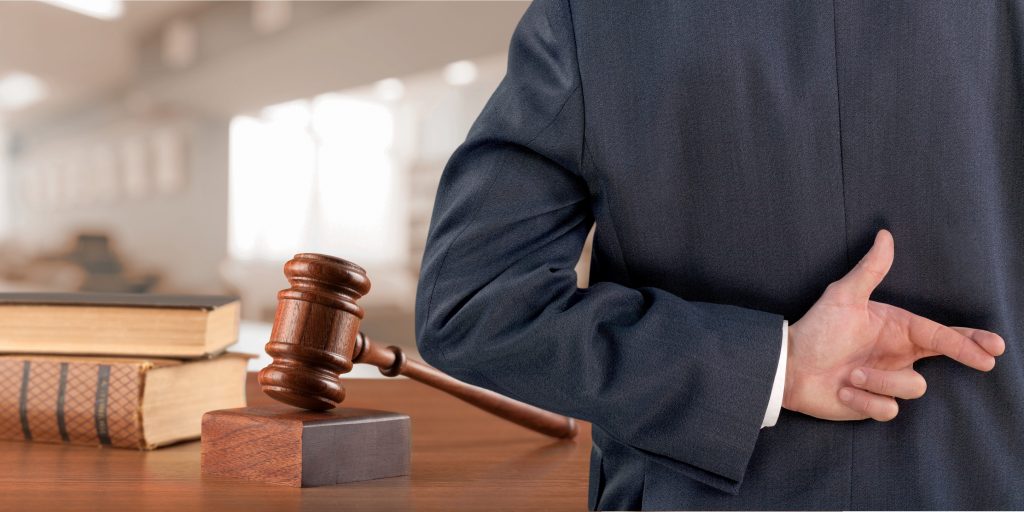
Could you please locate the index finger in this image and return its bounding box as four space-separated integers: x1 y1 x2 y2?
950 326 1006 357
908 315 997 371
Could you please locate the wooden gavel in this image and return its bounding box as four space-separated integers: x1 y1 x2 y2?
257 253 578 439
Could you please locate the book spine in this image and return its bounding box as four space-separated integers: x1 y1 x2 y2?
0 359 145 449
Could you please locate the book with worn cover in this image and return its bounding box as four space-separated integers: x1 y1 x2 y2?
0 354 249 449
0 293 240 358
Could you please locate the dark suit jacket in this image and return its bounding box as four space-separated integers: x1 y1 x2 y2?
415 1 1024 509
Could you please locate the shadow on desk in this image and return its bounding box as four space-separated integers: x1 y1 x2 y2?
0 374 592 511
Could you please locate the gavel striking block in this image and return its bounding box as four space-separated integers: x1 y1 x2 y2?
202 253 576 487
257 253 577 438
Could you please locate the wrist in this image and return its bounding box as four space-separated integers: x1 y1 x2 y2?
781 322 797 411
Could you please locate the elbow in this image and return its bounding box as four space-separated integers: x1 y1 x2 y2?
415 255 493 376
415 309 489 390
415 289 482 377
414 262 484 374
414 302 458 373
415 322 448 371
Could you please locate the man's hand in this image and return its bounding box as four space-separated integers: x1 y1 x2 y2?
783 229 1006 422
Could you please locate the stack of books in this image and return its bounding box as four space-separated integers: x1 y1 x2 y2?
0 293 249 450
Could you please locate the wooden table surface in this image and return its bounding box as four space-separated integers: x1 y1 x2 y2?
0 374 592 511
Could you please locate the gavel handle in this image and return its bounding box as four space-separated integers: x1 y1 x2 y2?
352 332 578 439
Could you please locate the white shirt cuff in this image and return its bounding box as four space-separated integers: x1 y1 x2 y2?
761 319 788 428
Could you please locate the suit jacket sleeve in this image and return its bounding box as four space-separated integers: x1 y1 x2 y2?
415 0 785 495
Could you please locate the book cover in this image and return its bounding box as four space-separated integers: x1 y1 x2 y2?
0 293 238 310
0 355 248 449
0 294 241 358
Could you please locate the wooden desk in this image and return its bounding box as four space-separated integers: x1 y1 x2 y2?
0 374 591 511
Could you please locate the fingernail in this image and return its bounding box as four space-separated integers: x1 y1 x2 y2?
839 388 853 402
851 369 866 385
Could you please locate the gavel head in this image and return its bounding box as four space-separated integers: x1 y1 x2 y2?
257 253 371 411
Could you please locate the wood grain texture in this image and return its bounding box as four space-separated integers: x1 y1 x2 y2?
353 332 579 439
0 374 591 511
201 406 304 486
201 405 410 487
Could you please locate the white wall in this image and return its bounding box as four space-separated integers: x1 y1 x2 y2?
135 2 528 117
7 112 230 293
0 122 9 240
3 2 527 296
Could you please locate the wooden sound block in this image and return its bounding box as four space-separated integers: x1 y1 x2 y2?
201 405 410 487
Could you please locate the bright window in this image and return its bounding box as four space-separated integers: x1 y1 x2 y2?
228 94 404 265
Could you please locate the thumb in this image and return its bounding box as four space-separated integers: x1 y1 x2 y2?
830 229 894 303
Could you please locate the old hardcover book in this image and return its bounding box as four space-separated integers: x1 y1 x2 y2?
0 293 240 358
0 354 249 449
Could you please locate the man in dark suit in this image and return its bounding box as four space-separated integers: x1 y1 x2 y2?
415 1 1020 509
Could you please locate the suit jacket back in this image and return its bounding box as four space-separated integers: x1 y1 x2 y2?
416 1 1024 509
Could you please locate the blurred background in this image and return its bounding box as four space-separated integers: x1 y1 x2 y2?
0 0 576 369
